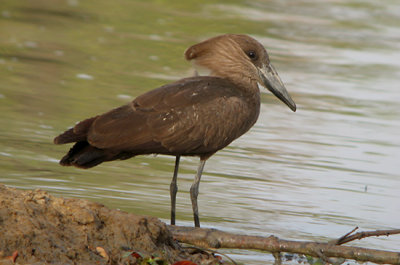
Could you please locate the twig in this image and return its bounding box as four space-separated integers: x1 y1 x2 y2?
330 226 359 245
272 252 282 265
182 245 238 265
333 228 400 245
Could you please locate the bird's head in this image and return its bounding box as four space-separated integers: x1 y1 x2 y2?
185 34 296 112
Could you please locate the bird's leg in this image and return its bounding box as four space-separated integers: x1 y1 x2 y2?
170 155 180 225
190 159 206 227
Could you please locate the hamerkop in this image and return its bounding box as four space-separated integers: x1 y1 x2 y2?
54 34 296 227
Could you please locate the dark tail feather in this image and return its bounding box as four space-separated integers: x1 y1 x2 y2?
54 116 98 144
54 128 83 144
60 141 109 169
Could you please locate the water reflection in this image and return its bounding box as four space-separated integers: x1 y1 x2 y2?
1 0 399 264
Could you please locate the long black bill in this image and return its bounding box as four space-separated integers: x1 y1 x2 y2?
259 64 296 112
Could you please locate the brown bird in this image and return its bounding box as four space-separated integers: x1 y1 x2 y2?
54 34 296 227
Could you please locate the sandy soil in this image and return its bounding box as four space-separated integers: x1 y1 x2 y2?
0 184 220 265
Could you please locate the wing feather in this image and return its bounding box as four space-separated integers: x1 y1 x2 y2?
85 76 259 155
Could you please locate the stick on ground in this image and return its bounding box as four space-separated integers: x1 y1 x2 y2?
168 226 400 265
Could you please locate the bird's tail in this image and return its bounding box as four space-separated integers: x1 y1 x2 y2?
59 141 108 169
54 116 110 168
54 116 97 145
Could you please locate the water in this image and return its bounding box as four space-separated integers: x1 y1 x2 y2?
1 0 399 264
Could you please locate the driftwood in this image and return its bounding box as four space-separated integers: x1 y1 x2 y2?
168 226 400 264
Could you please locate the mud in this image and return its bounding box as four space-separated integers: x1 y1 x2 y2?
0 184 219 265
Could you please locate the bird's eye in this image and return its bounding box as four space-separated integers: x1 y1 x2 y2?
247 51 256 59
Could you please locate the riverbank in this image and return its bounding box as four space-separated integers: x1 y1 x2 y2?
0 184 219 265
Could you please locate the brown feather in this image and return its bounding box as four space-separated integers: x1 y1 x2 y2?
54 75 260 168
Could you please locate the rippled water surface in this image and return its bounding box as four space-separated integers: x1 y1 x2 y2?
1 0 399 264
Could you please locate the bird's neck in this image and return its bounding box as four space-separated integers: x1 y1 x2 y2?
192 62 260 96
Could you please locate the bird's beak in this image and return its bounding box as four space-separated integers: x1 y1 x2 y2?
259 63 296 112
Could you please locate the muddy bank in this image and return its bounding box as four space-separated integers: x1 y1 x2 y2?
0 184 219 265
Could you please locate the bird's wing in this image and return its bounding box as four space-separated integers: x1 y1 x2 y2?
87 76 254 154
149 95 252 155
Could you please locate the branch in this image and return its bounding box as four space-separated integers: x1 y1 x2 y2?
168 226 400 265
332 227 400 245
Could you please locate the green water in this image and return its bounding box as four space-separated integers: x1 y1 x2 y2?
1 0 399 264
